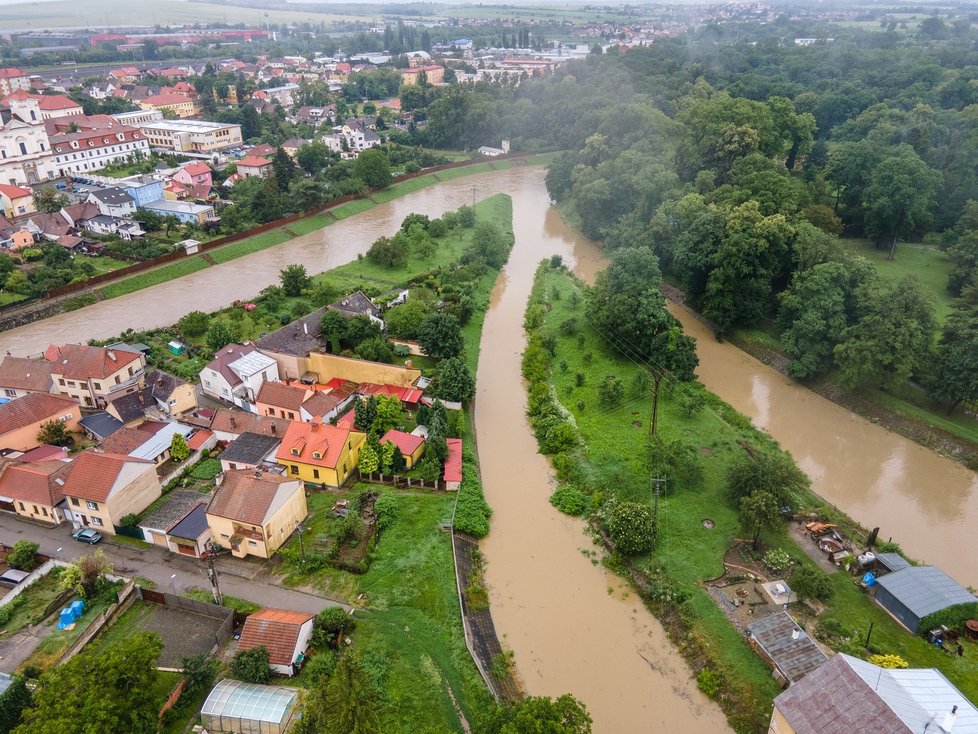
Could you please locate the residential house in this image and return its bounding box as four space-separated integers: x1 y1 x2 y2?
380 429 425 469
208 409 291 441
121 177 164 207
444 438 462 491
303 353 420 389
99 421 195 466
399 65 445 86
238 609 315 676
140 198 214 225
281 138 305 158
292 105 335 127
139 490 212 557
59 450 162 532
256 381 309 422
45 343 146 409
218 431 281 472
104 371 194 423
0 356 54 399
0 183 34 218
769 653 978 734
108 67 140 84
171 161 212 198
275 420 365 488
47 115 148 177
0 459 72 524
0 393 80 452
87 187 137 217
105 389 158 426
256 308 327 380
200 343 279 410
247 144 276 158
206 468 307 558
299 390 351 424
744 611 828 687
327 291 383 327
21 211 72 241
0 68 30 96
236 155 272 179
138 93 195 118
0 217 33 250
81 214 144 240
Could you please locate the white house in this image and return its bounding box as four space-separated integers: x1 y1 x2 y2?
199 343 279 411
87 188 137 217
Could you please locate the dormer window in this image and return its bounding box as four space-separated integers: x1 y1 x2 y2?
312 451 322 459
291 447 300 456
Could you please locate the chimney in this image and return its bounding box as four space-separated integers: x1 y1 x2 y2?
791 629 800 641
942 706 958 732
310 421 319 432
270 423 277 435
107 350 116 362
253 470 262 479
230 415 236 428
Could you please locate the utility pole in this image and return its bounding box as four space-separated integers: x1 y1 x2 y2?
202 541 225 607
296 521 306 567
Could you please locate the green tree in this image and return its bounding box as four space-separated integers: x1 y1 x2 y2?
385 299 429 339
480 694 592 734
726 451 806 512
833 276 936 388
280 263 311 296
463 221 509 268
354 396 378 433
181 654 218 695
320 311 348 353
6 541 38 571
57 550 112 599
178 310 209 339
206 321 237 351
366 234 409 268
355 336 394 363
379 440 398 474
353 148 393 188
296 141 331 175
791 566 833 602
321 654 381 734
927 306 978 414
36 419 71 446
357 441 380 474
13 632 163 734
0 675 31 734
289 179 327 211
372 394 405 435
606 501 656 555
229 646 272 684
418 312 464 358
739 490 781 549
436 356 475 402
457 205 476 228
864 146 942 260
272 147 297 192
33 188 69 213
170 433 190 462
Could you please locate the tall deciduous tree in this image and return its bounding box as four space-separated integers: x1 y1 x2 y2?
418 312 464 359
13 632 163 734
927 306 978 414
739 490 781 550
280 264 311 296
353 148 393 188
436 356 475 402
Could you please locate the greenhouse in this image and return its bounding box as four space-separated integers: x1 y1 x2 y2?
200 679 299 734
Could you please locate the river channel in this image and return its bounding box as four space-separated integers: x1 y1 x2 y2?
2 166 977 727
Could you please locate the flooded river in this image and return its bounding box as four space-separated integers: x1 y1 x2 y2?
3 166 977 727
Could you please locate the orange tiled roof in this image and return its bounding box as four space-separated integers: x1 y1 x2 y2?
256 381 308 413
238 608 314 666
0 393 77 436
0 459 72 506
44 343 141 381
59 450 151 503
275 421 354 470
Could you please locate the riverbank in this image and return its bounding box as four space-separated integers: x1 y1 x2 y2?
525 261 978 732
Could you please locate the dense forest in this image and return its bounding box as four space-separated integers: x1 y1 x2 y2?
409 27 978 412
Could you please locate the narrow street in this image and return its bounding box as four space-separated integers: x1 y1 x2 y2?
0 513 348 614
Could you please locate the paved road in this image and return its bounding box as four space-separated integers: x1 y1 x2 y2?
0 513 347 614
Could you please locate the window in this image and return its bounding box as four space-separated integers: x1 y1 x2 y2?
86 501 98 510
222 388 229 395
3 389 15 397
287 412 295 420
313 469 320 479
115 376 120 385
291 447 299 456
91 517 103 526
221 533 230 539
128 367 134 377
290 464 299 475
248 540 257 546
66 381 75 387
71 497 79 506
93 382 101 390
59 378 65 386
41 507 48 517
18 142 27 154
32 505 38 514
18 502 24 510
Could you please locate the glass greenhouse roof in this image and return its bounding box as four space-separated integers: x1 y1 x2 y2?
201 680 298 723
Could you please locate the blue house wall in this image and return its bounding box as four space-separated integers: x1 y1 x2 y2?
123 181 165 207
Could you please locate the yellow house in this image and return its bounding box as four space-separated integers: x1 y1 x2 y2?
60 451 162 533
139 93 196 118
0 183 35 218
379 429 425 469
275 420 364 488
206 469 307 558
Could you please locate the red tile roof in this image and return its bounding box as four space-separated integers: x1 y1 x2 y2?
36 94 80 111
0 459 72 506
0 393 77 437
208 409 292 438
0 183 32 200
256 381 308 413
142 93 193 107
238 608 314 666
44 343 142 381
97 427 148 455
0 356 54 393
181 161 211 175
0 68 25 78
207 469 301 525
444 438 462 483
335 409 355 429
380 429 424 457
17 445 68 462
237 155 271 168
187 429 212 451
59 451 152 503
275 421 355 469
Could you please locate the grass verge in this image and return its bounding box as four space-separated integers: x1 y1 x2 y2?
207 229 293 263
100 256 210 299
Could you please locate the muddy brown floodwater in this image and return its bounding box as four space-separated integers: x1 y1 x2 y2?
474 169 731 733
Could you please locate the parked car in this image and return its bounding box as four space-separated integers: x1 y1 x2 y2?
72 528 102 544
55 183 67 190
0 569 30 588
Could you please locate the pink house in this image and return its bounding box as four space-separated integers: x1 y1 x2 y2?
172 162 213 198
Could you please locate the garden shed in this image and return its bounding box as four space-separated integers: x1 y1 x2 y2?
873 565 977 633
200 679 299 734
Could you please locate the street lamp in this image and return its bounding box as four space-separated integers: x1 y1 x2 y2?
170 573 177 597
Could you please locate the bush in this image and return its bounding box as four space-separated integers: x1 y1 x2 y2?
374 494 398 531
790 565 832 602
453 459 492 538
549 485 589 516
189 459 222 480
598 378 624 408
6 540 39 571
917 602 978 635
229 646 272 683
316 607 357 636
606 502 656 555
868 654 909 669
762 548 793 575
119 514 140 528
696 669 723 699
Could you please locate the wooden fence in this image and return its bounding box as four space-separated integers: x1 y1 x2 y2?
358 472 444 490
38 152 533 301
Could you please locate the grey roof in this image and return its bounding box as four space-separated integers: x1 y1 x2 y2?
745 611 828 683
107 386 155 423
328 291 380 319
875 566 977 620
148 370 186 403
876 552 911 573
774 655 912 733
88 187 134 206
78 412 124 439
167 503 209 540
140 490 207 533
256 307 326 357
218 432 280 465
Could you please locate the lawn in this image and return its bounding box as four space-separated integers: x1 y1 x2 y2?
19 594 116 673
370 175 440 204
280 486 493 733
329 198 377 220
433 163 495 182
842 239 954 322
207 229 293 264
86 256 130 275
100 256 210 299
287 213 335 237
185 588 259 614
0 291 27 307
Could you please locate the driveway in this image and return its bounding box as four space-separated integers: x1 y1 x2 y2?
0 513 347 615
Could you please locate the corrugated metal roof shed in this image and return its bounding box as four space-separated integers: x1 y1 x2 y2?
875 566 977 619
876 552 911 573
745 611 828 684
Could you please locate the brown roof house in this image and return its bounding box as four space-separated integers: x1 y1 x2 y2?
105 371 196 424
138 490 211 558
60 450 162 534
45 343 146 409
206 468 307 558
770 653 978 734
255 381 354 425
326 291 383 328
0 356 55 398
208 409 291 442
237 608 315 676
255 308 326 380
0 458 72 524
744 611 828 687
0 393 81 452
